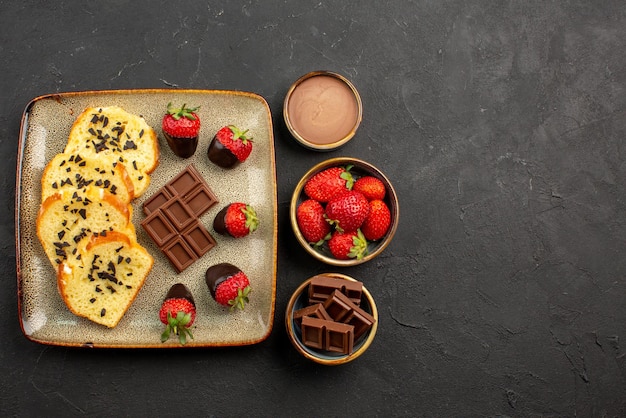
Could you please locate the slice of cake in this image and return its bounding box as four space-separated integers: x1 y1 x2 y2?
41 153 135 204
36 186 134 268
64 106 159 197
57 231 154 328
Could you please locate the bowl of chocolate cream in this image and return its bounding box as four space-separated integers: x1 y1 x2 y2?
284 71 362 151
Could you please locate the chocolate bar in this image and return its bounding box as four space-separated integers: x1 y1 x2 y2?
301 316 354 354
308 274 362 306
141 164 218 273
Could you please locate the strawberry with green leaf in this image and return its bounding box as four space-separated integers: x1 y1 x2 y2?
328 230 368 260
162 103 201 158
304 165 354 203
208 125 253 168
213 202 259 238
159 283 196 345
205 263 251 311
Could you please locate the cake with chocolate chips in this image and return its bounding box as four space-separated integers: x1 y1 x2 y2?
36 105 159 328
64 106 159 197
57 231 153 328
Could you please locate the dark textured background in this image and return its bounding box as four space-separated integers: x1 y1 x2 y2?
2 1 626 416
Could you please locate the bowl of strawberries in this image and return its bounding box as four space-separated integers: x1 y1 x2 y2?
290 157 399 266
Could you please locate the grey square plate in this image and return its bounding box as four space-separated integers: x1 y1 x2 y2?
16 89 277 348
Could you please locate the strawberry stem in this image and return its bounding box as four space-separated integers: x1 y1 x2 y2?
228 125 253 144
340 165 355 190
167 103 200 121
161 311 194 345
242 205 259 233
348 229 369 259
228 286 251 311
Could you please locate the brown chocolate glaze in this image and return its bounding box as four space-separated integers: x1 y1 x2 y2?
164 132 198 158
212 205 230 236
164 283 195 307
207 136 239 168
205 263 241 298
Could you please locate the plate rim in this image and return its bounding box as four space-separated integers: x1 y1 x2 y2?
15 89 278 348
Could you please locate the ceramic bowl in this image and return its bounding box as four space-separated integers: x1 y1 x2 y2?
290 157 399 266
285 273 378 365
283 71 362 151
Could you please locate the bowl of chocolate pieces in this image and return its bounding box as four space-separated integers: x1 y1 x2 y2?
285 273 378 365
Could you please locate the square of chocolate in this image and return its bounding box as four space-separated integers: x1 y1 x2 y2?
166 164 204 197
301 316 325 350
162 198 195 232
182 222 216 257
183 184 218 217
143 188 173 216
162 236 197 273
141 211 177 247
325 321 354 354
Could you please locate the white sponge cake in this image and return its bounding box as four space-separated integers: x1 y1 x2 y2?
58 231 154 328
64 106 159 197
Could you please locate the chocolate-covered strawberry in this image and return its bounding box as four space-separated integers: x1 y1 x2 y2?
213 202 259 238
159 283 196 345
205 263 251 310
207 125 253 168
162 103 201 158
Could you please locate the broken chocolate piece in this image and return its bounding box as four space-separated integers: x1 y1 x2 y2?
323 290 376 340
301 316 354 355
293 303 332 326
309 274 362 306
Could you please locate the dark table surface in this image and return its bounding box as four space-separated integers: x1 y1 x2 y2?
2 1 626 416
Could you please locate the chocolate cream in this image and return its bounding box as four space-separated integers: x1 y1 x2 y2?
287 75 359 145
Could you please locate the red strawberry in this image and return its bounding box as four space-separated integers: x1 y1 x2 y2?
159 283 196 345
208 125 253 168
353 176 386 201
303 165 354 202
361 199 391 241
328 230 368 260
213 202 258 238
162 103 201 158
296 199 331 244
325 190 370 232
205 263 251 311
